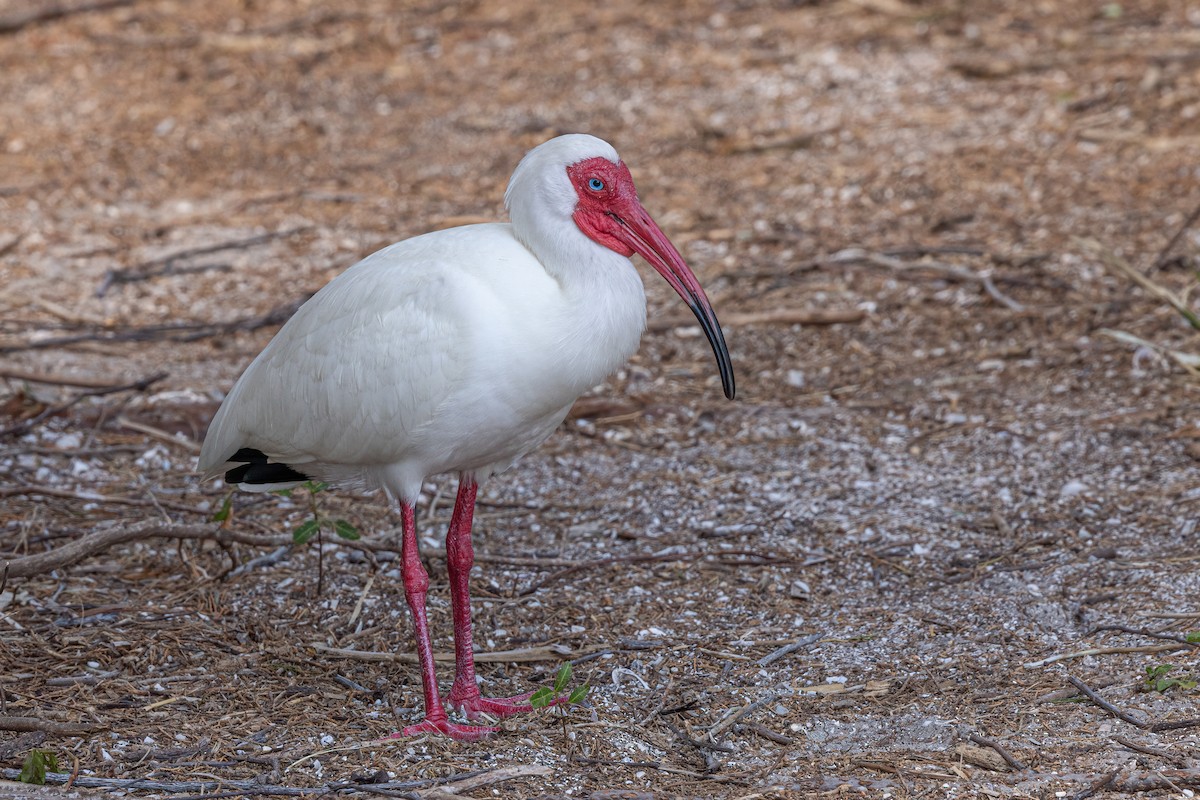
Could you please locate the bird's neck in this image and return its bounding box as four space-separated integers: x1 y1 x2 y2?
516 219 648 391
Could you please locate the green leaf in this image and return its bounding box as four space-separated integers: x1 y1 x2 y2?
211 495 233 523
553 662 573 694
1145 664 1172 681
1186 631 1200 644
304 480 329 494
530 687 554 709
293 518 320 544
272 488 294 498
567 684 590 705
333 519 360 540
20 750 57 785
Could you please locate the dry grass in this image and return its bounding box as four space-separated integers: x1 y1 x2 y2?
3 0 1200 797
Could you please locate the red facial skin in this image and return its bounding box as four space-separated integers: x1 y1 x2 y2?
566 156 736 401
567 157 640 258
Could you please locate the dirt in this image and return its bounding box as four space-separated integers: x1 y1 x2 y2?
2 0 1200 797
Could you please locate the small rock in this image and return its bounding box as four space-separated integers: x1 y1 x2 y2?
1060 479 1088 498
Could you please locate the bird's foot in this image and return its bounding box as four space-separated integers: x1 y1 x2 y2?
448 684 537 720
388 717 498 742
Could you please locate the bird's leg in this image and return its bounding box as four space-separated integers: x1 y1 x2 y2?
445 476 536 720
390 501 496 742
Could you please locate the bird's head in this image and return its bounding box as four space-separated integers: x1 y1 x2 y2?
506 134 735 401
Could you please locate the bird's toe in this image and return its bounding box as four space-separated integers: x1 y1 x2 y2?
389 718 498 742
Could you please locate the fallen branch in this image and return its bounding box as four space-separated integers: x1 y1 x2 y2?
0 297 308 354
736 721 795 745
1085 624 1200 648
1113 735 1188 768
0 485 209 515
311 642 572 665
2 520 290 579
0 370 167 439
1066 675 1149 729
707 690 783 739
1080 236 1200 330
648 307 865 333
1113 768 1200 792
414 764 550 798
96 226 313 295
1024 642 1189 668
0 0 136 35
0 764 544 796
968 733 1028 771
0 716 99 736
1153 199 1200 270
824 247 1026 312
1071 770 1119 800
1148 716 1200 732
568 755 742 783
756 633 821 667
0 367 142 389
1099 328 1200 377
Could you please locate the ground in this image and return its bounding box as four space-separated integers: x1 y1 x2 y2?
1 0 1199 797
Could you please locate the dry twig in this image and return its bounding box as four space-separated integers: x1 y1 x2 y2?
96 226 313 295
1080 236 1200 330
822 247 1026 311
1066 675 1148 729
2 520 290 579
0 370 167 439
1071 770 1119 800
1113 768 1200 791
1153 199 1200 270
310 641 572 664
1113 735 1187 768
0 716 99 736
1024 642 1189 668
0 0 135 35
648 307 864 333
1062 681 1200 736
707 690 783 739
967 733 1028 771
0 764 544 796
1085 624 1200 648
756 633 821 667
0 368 150 389
0 298 308 354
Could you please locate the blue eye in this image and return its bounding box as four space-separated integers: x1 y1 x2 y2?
587 177 605 192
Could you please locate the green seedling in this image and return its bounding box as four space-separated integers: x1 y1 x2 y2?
20 749 58 785
274 481 359 594
531 661 590 747
211 493 233 523
531 661 590 710
1143 663 1198 693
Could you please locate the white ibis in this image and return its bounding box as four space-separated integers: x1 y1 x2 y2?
198 134 735 741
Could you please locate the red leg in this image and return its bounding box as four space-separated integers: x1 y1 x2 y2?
387 501 496 742
445 476 536 720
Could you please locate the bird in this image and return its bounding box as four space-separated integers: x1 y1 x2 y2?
198 133 735 741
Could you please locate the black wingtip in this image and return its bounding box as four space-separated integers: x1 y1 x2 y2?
225 448 310 485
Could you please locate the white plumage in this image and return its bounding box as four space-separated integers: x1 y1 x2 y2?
199 136 649 500
197 134 734 741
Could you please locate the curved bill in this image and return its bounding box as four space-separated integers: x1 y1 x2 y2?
609 206 736 400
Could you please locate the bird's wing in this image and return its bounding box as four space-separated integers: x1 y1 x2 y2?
198 239 473 478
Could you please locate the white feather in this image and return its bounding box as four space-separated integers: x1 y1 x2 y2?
198 135 647 503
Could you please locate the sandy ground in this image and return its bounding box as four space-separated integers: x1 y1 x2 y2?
2 0 1200 797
